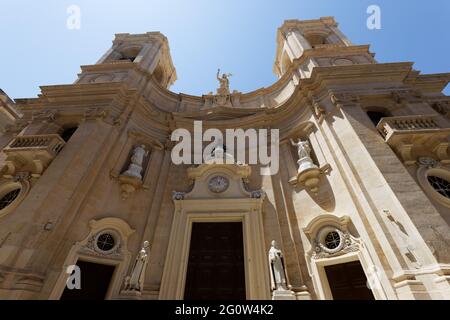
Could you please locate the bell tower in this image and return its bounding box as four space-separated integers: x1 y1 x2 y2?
76 32 177 89
273 16 376 78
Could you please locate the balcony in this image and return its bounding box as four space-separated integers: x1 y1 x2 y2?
377 115 450 144
376 115 450 164
1 134 66 178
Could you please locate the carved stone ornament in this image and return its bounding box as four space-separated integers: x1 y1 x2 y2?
417 157 439 168
80 233 122 258
251 190 266 199
12 172 31 182
313 101 326 119
311 227 359 260
172 191 185 200
32 110 57 122
214 94 231 107
84 107 108 120
208 175 230 193
329 92 360 107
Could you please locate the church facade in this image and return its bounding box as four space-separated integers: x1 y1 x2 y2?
0 16 449 300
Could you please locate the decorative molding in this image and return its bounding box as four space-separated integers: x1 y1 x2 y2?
311 227 360 260
329 91 360 108
208 175 230 193
31 110 57 122
84 107 108 121
80 232 122 258
417 157 439 168
251 190 266 199
304 215 360 260
172 191 185 201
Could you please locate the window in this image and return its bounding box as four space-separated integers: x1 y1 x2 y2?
324 231 341 250
305 34 327 48
117 47 141 63
366 111 388 127
427 175 450 199
316 226 346 254
416 163 450 214
96 233 116 252
119 56 136 62
61 126 78 142
0 188 21 210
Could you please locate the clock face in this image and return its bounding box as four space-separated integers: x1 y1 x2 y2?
208 176 230 193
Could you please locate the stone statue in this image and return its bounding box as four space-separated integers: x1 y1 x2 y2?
268 240 289 291
122 145 148 180
291 138 312 160
291 138 318 174
124 241 150 292
216 68 232 95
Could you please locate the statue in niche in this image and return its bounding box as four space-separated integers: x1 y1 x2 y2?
124 241 150 292
291 138 312 160
122 145 148 180
216 68 232 95
291 138 318 173
268 240 289 291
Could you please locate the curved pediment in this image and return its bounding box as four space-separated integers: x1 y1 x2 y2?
145 65 297 114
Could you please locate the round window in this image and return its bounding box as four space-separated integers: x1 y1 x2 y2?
324 231 341 250
316 226 345 254
427 175 450 199
96 233 116 252
0 188 21 211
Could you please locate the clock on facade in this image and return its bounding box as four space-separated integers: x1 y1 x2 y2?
208 176 230 193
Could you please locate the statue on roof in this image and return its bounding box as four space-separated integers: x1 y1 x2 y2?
216 68 232 95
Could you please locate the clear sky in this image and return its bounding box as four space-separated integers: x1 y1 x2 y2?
0 0 449 99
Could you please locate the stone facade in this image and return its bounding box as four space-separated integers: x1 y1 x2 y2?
0 16 449 300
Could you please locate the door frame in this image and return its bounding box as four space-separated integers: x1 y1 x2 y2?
159 199 271 300
311 251 385 300
48 217 134 300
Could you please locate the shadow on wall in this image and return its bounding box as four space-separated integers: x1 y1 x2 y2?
295 174 336 212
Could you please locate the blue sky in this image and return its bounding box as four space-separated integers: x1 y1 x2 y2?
0 0 449 99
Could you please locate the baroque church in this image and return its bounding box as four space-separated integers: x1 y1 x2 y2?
0 16 449 300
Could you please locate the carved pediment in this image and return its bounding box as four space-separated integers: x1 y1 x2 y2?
172 163 264 201
183 163 251 200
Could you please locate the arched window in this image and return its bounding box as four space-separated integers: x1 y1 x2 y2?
305 34 327 48
117 47 141 63
61 126 78 142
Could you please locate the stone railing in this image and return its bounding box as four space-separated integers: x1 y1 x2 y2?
377 115 448 141
7 134 65 153
2 134 66 177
